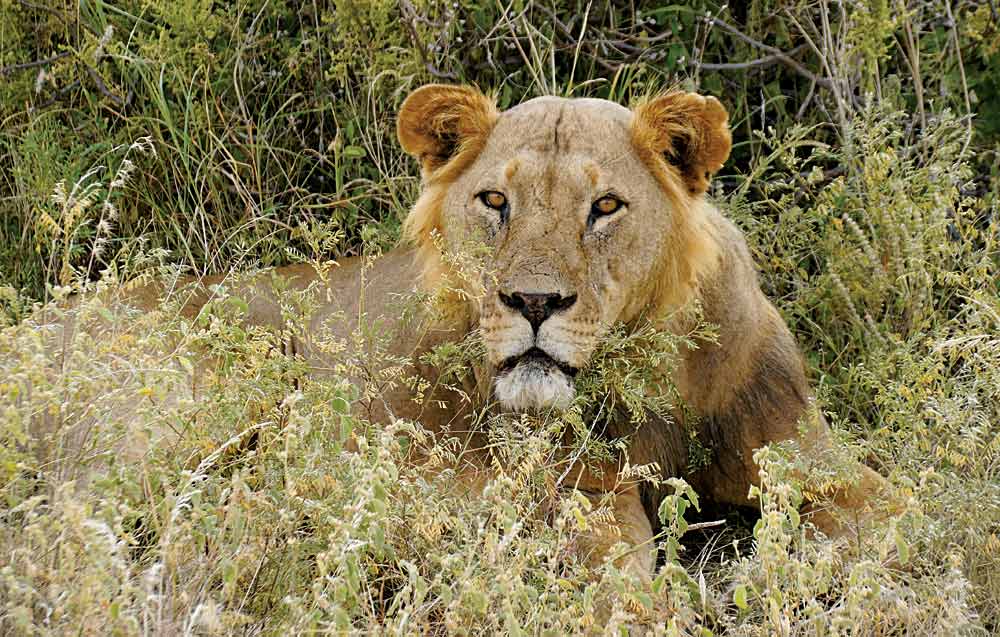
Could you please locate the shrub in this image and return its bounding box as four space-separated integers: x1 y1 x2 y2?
2 1 999 634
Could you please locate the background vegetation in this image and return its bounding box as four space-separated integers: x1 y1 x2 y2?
1 0 999 634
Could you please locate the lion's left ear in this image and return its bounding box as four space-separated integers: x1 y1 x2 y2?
397 84 499 178
631 91 731 195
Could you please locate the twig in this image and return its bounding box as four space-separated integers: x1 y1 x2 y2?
0 51 71 77
686 519 726 532
86 67 124 107
781 7 850 137
399 0 458 80
900 13 927 133
797 76 818 120
691 44 808 71
944 0 973 156
716 166 845 201
704 16 834 92
16 0 68 24
29 79 81 113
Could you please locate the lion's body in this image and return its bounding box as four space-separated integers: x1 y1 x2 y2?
32 85 886 579
161 198 876 525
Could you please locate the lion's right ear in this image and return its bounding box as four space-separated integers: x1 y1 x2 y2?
631 91 731 195
397 84 499 177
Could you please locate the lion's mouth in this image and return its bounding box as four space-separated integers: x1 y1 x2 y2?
497 347 579 378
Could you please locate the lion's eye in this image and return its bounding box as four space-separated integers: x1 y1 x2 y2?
479 191 508 211
477 191 509 224
593 196 623 215
589 195 625 228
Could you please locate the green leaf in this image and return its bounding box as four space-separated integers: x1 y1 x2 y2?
651 573 666 594
632 591 654 610
733 584 748 610
894 530 910 565
177 355 194 375
331 396 350 414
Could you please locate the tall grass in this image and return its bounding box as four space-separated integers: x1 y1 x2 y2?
1 0 999 634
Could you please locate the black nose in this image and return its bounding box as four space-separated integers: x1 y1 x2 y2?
499 291 578 333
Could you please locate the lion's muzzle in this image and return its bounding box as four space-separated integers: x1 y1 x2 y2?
491 287 581 412
493 349 577 412
497 346 579 378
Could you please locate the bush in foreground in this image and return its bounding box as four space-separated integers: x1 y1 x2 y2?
1 103 998 635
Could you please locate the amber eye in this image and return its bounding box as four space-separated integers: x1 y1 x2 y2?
593 195 623 215
589 195 625 228
479 191 508 210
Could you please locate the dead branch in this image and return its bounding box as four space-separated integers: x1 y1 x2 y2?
399 0 458 80
702 17 834 91
692 44 809 71
86 68 125 107
0 51 71 77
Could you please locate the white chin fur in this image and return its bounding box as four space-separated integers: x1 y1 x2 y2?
493 360 576 412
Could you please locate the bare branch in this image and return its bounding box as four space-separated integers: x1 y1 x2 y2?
691 44 808 71
399 0 458 80
0 51 71 77
29 79 80 113
685 519 726 532
86 67 125 107
703 17 834 91
15 0 69 24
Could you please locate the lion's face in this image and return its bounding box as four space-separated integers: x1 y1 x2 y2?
443 98 683 411
398 86 731 412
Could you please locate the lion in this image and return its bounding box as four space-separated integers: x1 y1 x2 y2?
28 84 888 581
387 85 888 575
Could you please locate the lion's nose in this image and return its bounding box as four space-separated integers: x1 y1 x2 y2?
499 290 577 333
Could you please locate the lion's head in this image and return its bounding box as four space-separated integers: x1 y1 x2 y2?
397 85 731 412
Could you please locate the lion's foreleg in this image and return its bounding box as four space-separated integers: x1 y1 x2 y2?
701 413 892 539
797 445 894 539
570 485 655 581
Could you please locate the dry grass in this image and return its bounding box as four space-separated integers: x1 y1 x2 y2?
2 1 999 634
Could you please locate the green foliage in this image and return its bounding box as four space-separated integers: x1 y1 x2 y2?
574 310 717 425
3 0 998 298
0 281 678 633
1 0 999 634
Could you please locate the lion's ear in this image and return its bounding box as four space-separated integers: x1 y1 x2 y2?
397 84 499 177
631 91 731 195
